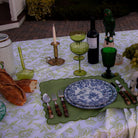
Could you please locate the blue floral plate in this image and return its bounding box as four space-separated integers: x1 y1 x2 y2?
0 101 6 121
64 79 117 109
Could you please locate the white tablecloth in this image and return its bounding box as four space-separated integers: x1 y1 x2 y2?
0 30 138 138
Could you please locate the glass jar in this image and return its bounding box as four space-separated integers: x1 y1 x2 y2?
0 33 16 76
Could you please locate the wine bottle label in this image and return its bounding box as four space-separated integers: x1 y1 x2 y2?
87 38 97 49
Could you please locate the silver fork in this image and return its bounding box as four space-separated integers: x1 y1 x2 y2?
51 93 62 116
58 90 69 117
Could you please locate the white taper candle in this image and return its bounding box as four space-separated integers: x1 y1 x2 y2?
53 24 56 44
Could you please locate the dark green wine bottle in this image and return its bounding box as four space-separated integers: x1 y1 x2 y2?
87 16 99 64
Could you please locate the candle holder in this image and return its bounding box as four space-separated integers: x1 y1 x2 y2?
46 41 65 66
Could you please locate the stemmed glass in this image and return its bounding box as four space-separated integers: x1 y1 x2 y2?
101 47 117 79
70 31 86 60
70 41 89 76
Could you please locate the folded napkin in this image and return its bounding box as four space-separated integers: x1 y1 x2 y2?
39 75 138 125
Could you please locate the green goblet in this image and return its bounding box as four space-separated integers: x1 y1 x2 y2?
70 42 89 76
70 31 86 60
101 47 117 79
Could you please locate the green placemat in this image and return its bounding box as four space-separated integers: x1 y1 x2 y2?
39 75 138 125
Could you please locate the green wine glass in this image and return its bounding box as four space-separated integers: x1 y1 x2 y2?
70 31 86 60
70 42 89 76
101 47 117 79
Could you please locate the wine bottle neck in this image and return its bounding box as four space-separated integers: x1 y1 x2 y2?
90 17 95 30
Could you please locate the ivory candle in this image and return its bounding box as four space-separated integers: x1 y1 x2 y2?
53 24 56 44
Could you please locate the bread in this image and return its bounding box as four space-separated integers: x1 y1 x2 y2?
0 69 37 105
15 79 37 93
0 83 26 106
0 69 26 106
0 69 15 84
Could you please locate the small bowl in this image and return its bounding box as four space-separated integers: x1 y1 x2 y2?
0 101 6 121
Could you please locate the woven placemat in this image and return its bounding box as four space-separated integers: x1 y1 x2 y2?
39 75 138 125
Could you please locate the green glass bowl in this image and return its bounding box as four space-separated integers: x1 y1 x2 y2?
70 42 89 55
70 31 86 42
0 101 6 121
16 69 34 80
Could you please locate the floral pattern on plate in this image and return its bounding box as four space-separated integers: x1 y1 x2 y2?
64 79 117 109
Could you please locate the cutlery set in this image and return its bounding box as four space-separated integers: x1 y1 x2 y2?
112 80 137 105
43 80 137 119
43 90 69 119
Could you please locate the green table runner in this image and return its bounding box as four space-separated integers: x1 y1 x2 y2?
39 75 138 125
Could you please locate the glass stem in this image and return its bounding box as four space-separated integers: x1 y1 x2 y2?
79 54 81 72
76 42 80 45
106 67 111 75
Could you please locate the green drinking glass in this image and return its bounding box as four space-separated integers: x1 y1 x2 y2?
69 31 86 60
101 47 117 79
70 42 89 76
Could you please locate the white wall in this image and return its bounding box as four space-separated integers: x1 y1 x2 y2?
0 0 26 21
0 0 26 31
12 0 25 17
9 0 26 21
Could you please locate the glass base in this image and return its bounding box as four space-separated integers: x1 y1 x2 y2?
74 70 87 76
73 56 84 61
101 72 115 79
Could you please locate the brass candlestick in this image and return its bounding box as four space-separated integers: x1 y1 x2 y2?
46 41 65 66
